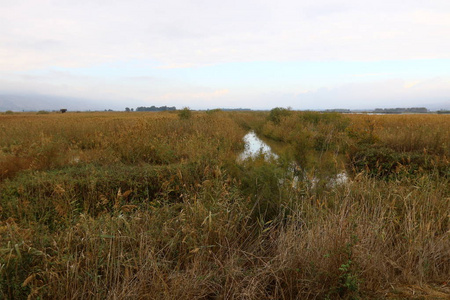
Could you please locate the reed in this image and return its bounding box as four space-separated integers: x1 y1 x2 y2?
0 111 448 299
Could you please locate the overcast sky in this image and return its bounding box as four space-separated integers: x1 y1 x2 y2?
1 0 449 110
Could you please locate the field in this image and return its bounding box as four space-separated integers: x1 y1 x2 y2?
0 110 449 299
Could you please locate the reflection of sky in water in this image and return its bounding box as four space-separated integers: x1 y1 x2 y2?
333 172 348 186
238 131 349 188
239 131 278 161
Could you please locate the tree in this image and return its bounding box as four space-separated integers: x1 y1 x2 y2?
125 107 130 112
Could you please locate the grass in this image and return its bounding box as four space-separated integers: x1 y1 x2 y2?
0 111 449 299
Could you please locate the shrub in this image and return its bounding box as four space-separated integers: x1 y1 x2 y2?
348 146 448 179
206 109 222 115
268 107 292 124
178 107 192 120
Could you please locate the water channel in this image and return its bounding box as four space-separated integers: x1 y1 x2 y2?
238 131 278 161
239 131 349 188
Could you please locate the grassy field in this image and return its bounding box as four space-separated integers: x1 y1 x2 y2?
0 110 449 299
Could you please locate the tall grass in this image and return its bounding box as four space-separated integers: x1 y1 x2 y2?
0 111 449 299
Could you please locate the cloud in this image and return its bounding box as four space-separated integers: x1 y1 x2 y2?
1 1 449 71
0 1 449 110
249 77 450 110
352 73 392 78
160 89 229 101
156 63 197 70
121 76 160 82
404 80 421 89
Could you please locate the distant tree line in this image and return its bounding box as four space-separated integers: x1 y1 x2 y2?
131 106 176 112
373 107 428 114
436 109 450 114
325 109 351 113
216 108 251 111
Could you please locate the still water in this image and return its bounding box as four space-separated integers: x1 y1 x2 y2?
239 131 349 187
238 131 279 161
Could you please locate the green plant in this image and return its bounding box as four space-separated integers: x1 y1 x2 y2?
205 108 222 115
178 107 192 120
338 259 360 296
337 235 360 298
324 234 360 299
267 107 292 124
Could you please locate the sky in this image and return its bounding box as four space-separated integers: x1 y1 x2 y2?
0 0 449 110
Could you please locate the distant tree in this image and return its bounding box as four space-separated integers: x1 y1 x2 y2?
374 107 428 114
60 109 67 113
125 107 130 112
437 109 450 114
131 108 134 112
136 106 176 112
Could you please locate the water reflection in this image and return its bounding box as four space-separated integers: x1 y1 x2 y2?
238 131 279 161
239 131 349 188
329 171 349 187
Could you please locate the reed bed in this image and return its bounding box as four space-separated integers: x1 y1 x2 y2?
0 110 448 299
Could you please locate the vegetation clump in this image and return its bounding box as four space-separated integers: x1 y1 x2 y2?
178 107 192 120
267 107 292 124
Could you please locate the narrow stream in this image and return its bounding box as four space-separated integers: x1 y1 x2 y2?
238 131 279 161
239 131 349 188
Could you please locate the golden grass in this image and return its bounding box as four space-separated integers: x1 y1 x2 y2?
0 111 448 299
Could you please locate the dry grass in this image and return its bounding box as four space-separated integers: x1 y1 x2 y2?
0 111 448 299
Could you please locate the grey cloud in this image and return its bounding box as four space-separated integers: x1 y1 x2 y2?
260 79 450 110
0 0 449 110
1 0 450 70
123 76 159 81
4 39 66 52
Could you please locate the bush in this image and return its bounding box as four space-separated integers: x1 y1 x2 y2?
178 107 192 120
268 107 292 124
206 109 222 115
348 146 447 179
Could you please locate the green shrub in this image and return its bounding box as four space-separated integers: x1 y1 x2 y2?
268 107 292 124
205 108 222 115
178 107 192 120
348 146 447 179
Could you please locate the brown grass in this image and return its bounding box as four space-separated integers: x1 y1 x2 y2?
0 111 448 299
